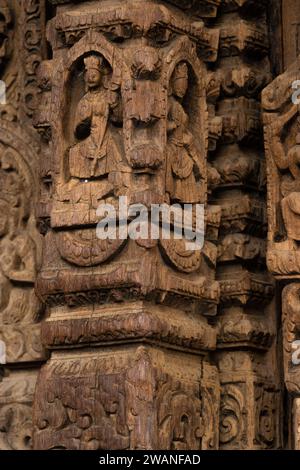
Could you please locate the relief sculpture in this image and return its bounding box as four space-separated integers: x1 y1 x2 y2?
0 125 42 363
166 61 205 204
0 0 294 452
263 57 300 276
69 54 122 180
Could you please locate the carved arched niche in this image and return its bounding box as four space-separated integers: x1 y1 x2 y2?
158 38 210 275
162 41 208 206
64 52 124 181
49 31 128 230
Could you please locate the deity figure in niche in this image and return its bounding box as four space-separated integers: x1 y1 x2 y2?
270 109 300 242
69 54 122 180
166 62 204 204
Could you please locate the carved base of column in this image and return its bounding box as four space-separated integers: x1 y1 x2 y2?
217 351 281 450
33 345 219 450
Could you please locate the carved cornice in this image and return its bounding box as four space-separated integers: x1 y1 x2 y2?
219 195 267 236
217 97 262 145
218 234 266 264
41 303 216 352
208 110 223 151
219 271 274 307
213 147 264 190
47 2 219 61
206 204 222 242
217 312 274 350
50 0 222 18
37 254 220 312
165 0 221 17
219 19 268 58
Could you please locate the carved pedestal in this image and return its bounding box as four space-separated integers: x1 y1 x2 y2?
34 344 219 450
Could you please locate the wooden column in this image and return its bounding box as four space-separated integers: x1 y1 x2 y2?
32 0 221 450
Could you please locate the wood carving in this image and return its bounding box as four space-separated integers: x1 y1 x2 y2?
69 54 122 180
0 0 45 450
263 51 300 449
166 62 205 204
282 284 300 394
31 0 221 451
0 0 297 451
263 58 300 277
209 0 281 451
34 347 219 450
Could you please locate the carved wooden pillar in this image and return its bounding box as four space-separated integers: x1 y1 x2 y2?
0 0 46 450
208 0 282 449
32 0 221 450
263 56 300 449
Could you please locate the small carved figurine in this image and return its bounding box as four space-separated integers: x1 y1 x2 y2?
69 54 122 180
166 62 204 204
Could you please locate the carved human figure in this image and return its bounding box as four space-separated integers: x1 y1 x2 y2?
69 54 122 180
281 131 300 242
166 62 204 204
0 161 38 325
270 108 300 241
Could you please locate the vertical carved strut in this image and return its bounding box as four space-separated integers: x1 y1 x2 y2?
208 0 281 450
0 0 45 450
263 48 300 448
